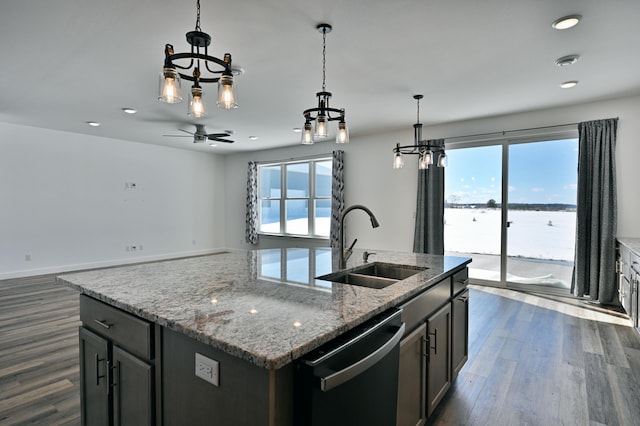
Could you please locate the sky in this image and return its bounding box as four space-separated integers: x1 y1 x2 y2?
445 138 578 205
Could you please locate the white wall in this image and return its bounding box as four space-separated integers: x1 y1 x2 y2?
0 123 227 279
224 94 640 253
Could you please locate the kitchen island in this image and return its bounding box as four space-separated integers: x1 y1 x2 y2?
57 247 471 425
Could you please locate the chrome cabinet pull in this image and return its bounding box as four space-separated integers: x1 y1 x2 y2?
94 319 112 329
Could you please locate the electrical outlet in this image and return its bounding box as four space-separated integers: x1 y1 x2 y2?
195 353 219 386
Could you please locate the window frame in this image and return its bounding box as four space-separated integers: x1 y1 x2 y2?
257 156 332 239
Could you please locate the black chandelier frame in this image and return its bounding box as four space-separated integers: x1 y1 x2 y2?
393 95 445 160
302 24 347 137
162 0 234 86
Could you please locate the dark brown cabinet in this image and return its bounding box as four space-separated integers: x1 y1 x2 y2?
397 324 427 426
78 295 154 426
451 289 469 380
426 303 451 417
397 268 469 425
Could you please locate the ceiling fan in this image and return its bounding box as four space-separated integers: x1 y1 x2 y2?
163 124 234 144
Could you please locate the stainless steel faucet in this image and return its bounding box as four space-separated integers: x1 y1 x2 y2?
339 204 380 269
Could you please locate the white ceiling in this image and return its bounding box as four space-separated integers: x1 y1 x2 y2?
1 0 639 154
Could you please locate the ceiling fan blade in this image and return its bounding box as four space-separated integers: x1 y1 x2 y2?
210 138 234 144
162 134 192 137
178 129 194 135
206 133 231 138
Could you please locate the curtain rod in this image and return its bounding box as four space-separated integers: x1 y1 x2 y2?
443 122 578 143
253 152 334 165
443 117 619 143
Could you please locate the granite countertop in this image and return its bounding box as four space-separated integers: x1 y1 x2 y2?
618 237 640 255
57 248 470 369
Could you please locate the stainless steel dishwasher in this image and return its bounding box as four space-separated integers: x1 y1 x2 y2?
295 308 405 426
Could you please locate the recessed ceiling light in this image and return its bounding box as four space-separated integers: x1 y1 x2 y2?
86 121 101 127
560 81 578 89
293 128 302 133
122 107 137 114
555 54 580 66
552 15 582 30
248 136 258 140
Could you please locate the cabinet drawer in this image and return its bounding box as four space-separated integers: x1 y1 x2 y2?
80 295 152 360
452 268 469 296
401 278 450 334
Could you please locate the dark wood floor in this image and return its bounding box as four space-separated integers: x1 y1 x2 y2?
0 275 81 425
430 286 640 426
1 276 639 425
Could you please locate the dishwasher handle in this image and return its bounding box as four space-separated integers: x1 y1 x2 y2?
319 322 405 392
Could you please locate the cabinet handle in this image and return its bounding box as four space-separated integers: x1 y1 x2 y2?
94 319 112 329
429 328 438 355
421 336 428 359
95 354 105 386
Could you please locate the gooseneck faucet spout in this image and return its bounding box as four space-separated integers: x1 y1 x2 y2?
339 204 380 269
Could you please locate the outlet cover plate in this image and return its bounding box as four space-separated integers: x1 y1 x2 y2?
195 353 219 386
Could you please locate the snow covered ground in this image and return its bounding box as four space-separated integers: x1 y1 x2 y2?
444 207 576 261
445 208 576 289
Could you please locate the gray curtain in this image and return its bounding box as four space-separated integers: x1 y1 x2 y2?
413 139 445 254
245 161 259 244
572 118 618 303
330 150 345 248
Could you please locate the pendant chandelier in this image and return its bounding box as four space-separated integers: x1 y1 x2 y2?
158 0 238 117
301 24 349 145
393 95 446 169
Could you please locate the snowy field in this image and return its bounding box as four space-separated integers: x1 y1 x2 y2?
444 208 576 262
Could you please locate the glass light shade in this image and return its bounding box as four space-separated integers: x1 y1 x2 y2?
419 150 432 169
158 67 183 103
188 86 207 118
217 74 237 109
336 121 349 144
315 115 328 138
301 122 314 145
437 152 447 167
393 152 404 169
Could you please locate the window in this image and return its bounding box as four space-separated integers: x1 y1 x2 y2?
258 158 332 238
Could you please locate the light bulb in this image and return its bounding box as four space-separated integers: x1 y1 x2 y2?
217 74 237 109
336 121 349 144
158 68 183 103
188 86 207 118
315 115 328 138
419 151 432 169
393 152 404 169
437 152 447 167
301 122 314 145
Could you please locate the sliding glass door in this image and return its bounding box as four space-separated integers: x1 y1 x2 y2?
444 134 578 294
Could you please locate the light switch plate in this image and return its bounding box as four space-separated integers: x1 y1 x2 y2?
195 353 219 386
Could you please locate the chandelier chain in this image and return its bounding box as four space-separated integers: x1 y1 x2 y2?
416 97 420 124
195 0 201 31
321 28 327 92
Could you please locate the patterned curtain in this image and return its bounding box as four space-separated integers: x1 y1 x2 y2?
413 139 445 254
330 150 345 248
245 161 259 244
572 118 618 303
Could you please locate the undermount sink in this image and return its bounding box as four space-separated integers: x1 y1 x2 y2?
316 262 427 289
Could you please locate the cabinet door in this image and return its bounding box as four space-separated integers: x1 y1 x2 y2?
451 290 469 381
112 346 154 426
426 303 451 418
79 327 110 426
397 324 427 426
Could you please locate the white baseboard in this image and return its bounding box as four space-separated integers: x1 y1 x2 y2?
0 248 229 280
